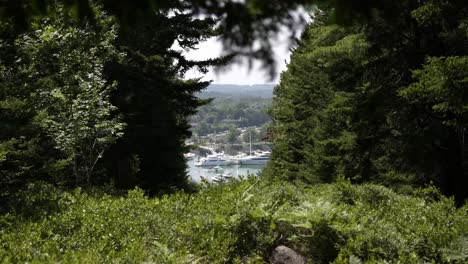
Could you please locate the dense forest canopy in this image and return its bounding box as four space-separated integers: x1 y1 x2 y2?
0 0 423 79
1 0 468 201
191 88 272 137
265 0 468 204
0 1 228 195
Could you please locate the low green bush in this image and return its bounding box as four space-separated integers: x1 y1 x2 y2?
0 179 466 263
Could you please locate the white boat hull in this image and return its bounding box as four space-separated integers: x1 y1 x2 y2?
239 159 269 165
238 153 270 165
194 160 228 166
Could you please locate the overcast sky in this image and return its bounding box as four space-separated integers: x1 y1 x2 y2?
180 8 310 85
179 7 310 85
183 29 296 85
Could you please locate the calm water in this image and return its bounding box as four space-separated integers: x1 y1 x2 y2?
186 157 266 183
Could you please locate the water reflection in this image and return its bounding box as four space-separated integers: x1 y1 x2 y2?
187 158 265 183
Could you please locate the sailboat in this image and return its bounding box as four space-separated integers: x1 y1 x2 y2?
238 129 270 165
238 151 270 165
195 129 227 166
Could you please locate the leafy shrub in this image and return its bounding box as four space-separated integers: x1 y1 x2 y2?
0 179 466 263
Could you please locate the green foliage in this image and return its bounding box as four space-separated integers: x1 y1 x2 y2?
0 180 466 263
101 6 225 193
267 23 366 183
266 1 468 203
1 1 224 194
24 6 124 185
0 4 123 190
227 126 240 145
191 96 271 137
0 0 310 78
243 127 258 143
400 56 468 129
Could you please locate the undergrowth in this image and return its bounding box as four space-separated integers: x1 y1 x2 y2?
0 178 466 263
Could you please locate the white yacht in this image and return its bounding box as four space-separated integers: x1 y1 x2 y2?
194 153 229 166
230 152 247 164
184 153 196 160
237 129 271 165
238 151 271 165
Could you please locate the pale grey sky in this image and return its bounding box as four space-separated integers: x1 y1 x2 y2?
180 8 310 85
183 29 296 85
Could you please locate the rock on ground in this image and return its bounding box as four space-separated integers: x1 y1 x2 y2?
270 245 306 264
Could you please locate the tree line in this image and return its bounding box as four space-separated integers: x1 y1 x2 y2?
1 0 467 205
0 1 227 196
265 1 468 204
191 96 271 137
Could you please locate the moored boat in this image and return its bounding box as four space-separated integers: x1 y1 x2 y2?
212 172 234 183
184 153 196 160
238 151 270 165
194 153 230 166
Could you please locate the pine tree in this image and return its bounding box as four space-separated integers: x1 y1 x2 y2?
102 4 227 193
266 1 468 203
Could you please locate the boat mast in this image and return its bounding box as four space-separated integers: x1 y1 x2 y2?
249 129 252 156
213 128 216 154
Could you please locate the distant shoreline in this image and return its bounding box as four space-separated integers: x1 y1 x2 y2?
200 84 275 99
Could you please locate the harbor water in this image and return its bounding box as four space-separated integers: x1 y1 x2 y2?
187 157 266 183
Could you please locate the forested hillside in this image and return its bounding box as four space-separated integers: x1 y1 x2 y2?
266 1 468 204
202 84 275 99
189 90 273 136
